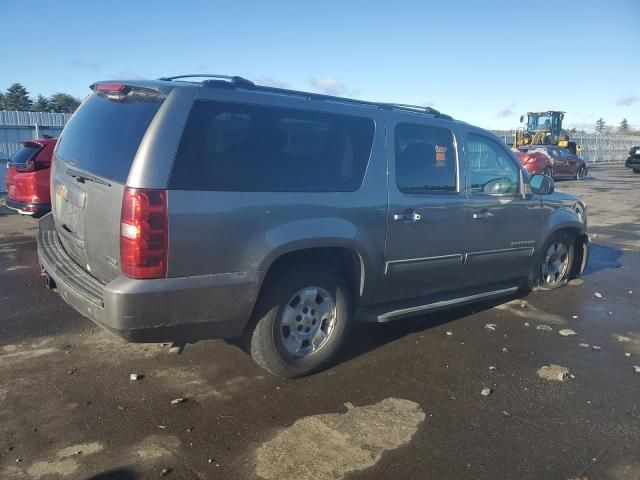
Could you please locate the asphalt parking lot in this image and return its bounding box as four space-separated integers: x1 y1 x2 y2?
1 164 639 480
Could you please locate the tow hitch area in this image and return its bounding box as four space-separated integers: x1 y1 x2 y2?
41 271 56 290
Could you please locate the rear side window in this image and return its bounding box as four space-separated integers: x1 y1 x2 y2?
169 101 375 192
394 123 457 193
55 92 163 183
9 144 40 165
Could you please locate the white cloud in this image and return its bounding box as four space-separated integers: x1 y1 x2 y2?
496 104 515 118
309 77 347 96
616 93 640 106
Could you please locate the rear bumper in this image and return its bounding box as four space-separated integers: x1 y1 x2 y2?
37 214 261 342
5 198 50 217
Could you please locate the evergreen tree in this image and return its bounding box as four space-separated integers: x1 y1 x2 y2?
33 95 51 112
620 118 629 133
4 83 33 111
48 93 81 113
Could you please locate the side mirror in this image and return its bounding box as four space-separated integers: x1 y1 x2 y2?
529 174 554 195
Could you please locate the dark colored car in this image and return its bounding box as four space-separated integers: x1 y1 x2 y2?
515 149 553 176
518 145 588 180
37 75 590 377
625 146 640 173
6 137 57 217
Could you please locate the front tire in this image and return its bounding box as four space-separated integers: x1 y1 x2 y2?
575 166 587 180
536 232 575 290
249 263 352 378
633 169 640 174
542 166 553 177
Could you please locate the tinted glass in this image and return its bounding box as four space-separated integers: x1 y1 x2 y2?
394 123 457 193
9 144 40 165
55 92 163 183
467 134 520 195
169 101 375 192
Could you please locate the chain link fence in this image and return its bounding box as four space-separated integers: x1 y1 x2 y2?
491 130 638 164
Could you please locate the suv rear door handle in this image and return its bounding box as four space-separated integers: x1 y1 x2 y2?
472 210 495 221
393 210 422 223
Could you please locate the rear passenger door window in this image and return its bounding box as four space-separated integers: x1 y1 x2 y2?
385 121 469 302
169 101 375 192
467 134 520 195
394 123 457 193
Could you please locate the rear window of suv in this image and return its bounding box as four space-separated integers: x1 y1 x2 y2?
55 92 163 183
9 143 40 165
169 101 375 192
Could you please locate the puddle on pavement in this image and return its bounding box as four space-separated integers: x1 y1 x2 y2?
154 366 263 402
493 299 567 325
255 398 425 480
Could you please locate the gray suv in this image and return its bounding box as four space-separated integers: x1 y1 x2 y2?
37 75 590 377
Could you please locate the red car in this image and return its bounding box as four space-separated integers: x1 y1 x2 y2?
5 136 57 217
517 145 588 180
515 149 553 177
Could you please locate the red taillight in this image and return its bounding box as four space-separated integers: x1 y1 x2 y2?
95 83 130 94
120 187 168 279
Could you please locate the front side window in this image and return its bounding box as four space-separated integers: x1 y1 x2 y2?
467 134 520 195
169 101 375 192
394 123 457 193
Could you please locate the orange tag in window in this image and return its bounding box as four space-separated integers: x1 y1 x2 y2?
435 145 447 161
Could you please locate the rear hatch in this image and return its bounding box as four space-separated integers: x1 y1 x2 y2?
51 84 165 283
7 142 42 198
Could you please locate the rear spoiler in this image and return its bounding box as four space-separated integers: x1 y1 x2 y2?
90 81 170 99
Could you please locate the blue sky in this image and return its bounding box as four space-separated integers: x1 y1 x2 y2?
2 0 639 131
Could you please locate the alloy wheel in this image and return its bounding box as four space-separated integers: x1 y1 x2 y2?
279 286 336 357
541 242 570 286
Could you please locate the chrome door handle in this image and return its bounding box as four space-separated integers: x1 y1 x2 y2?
472 211 495 221
393 210 422 223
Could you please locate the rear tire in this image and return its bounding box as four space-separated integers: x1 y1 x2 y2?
535 232 575 290
634 169 640 174
542 166 553 177
249 263 352 378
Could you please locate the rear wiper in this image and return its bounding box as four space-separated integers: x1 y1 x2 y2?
66 168 111 187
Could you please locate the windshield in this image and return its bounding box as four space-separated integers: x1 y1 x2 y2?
527 114 553 132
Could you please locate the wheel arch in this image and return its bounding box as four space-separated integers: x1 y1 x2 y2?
258 242 367 303
537 211 588 280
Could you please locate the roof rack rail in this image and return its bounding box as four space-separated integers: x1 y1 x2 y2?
380 103 452 120
162 75 453 120
244 84 454 120
157 74 254 86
